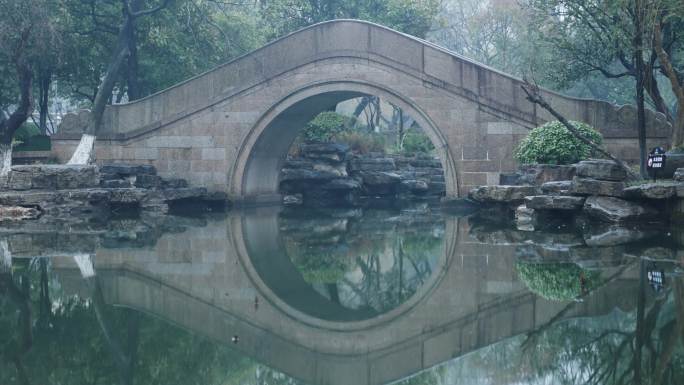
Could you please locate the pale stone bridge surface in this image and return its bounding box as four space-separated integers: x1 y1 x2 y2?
25 212 639 385
52 20 671 202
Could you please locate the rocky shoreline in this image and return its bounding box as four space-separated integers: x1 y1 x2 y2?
0 163 227 223
468 159 682 238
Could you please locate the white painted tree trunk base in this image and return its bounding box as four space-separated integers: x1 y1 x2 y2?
0 143 12 177
0 239 11 271
68 134 97 165
74 253 96 278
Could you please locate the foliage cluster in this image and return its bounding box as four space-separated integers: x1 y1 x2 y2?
401 129 435 155
516 261 602 301
514 120 603 165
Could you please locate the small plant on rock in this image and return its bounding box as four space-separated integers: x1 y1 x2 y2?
514 120 603 165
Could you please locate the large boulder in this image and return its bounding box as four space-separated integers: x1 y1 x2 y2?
515 204 537 231
541 180 573 195
525 195 585 210
300 143 350 163
623 183 676 200
100 163 156 177
357 171 402 195
517 164 576 185
583 225 655 247
469 185 539 203
575 160 627 181
348 157 396 172
583 196 659 222
571 176 625 197
674 168 684 182
6 165 100 190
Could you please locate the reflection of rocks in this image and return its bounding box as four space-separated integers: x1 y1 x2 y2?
582 224 656 247
583 196 659 223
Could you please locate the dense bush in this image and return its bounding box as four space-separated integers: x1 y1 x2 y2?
301 111 350 142
12 123 51 151
514 121 602 165
516 261 602 301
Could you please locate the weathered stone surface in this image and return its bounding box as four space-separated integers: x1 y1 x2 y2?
348 157 396 172
283 194 303 205
469 185 539 203
7 165 100 190
541 180 573 195
100 163 156 177
101 179 132 188
409 158 441 168
312 162 347 177
0 205 41 221
525 195 585 210
575 160 627 181
108 188 148 203
162 178 189 189
571 177 625 197
674 168 684 182
400 179 429 193
358 171 401 195
280 168 340 182
134 174 163 189
583 196 659 222
517 164 576 185
301 143 350 163
322 178 361 191
623 182 676 199
515 204 536 231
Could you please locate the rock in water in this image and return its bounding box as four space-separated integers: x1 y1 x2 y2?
575 159 627 181
583 196 659 222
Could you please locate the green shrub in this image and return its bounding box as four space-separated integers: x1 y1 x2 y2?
301 111 350 142
14 135 51 151
401 129 434 155
516 261 602 301
514 121 603 165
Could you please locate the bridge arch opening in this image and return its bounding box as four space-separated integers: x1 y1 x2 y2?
230 82 458 203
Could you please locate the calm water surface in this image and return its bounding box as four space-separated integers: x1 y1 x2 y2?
1 205 683 384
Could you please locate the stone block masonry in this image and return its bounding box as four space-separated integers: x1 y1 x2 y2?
52 20 671 203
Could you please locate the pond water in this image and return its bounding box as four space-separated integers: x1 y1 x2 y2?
1 205 683 385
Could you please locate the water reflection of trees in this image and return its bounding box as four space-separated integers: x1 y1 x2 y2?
280 211 444 314
0 257 257 385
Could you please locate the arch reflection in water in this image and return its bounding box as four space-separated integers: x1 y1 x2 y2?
1 209 683 385
245 207 446 321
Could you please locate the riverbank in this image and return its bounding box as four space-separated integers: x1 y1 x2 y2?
0 163 227 223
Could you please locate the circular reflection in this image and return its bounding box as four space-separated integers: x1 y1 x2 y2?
244 206 445 322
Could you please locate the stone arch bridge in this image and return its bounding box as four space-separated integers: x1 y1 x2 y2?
53 20 671 203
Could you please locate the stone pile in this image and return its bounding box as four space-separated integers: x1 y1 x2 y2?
469 159 676 231
280 143 446 207
0 163 226 222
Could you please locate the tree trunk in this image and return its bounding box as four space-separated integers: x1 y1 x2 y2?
69 15 133 164
633 0 648 178
38 72 51 135
126 0 141 101
653 20 684 149
0 57 33 176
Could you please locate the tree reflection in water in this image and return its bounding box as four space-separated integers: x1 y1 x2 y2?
280 208 444 314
